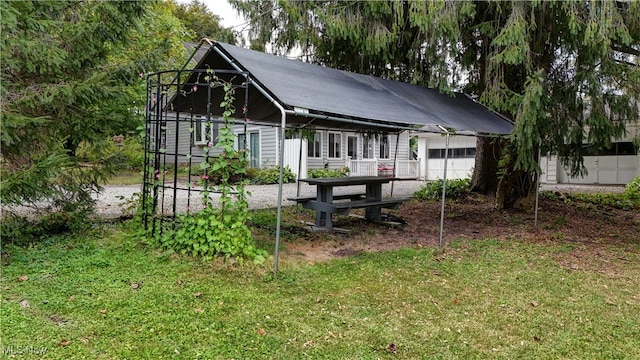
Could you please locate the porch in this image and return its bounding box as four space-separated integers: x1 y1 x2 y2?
346 158 420 179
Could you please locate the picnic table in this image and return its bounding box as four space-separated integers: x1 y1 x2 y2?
289 176 411 229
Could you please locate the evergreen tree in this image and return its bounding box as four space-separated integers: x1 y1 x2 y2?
230 0 639 208
169 0 237 44
0 1 186 219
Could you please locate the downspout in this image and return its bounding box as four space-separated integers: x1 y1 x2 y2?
437 125 450 251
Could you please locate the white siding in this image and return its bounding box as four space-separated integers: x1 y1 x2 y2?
419 135 476 180
556 155 639 184
308 131 411 171
233 124 279 168
164 116 223 164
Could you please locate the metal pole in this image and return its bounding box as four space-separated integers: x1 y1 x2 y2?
272 100 287 276
391 132 400 197
534 146 542 228
438 129 450 251
297 129 303 197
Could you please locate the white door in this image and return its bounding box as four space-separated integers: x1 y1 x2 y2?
284 138 307 180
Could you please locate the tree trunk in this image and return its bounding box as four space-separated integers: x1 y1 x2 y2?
471 137 539 210
495 170 536 209
470 137 503 195
494 142 539 210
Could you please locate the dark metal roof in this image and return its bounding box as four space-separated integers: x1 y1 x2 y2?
177 41 513 135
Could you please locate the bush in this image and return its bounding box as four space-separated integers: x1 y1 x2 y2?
249 166 296 185
1 205 94 245
541 175 640 211
77 135 144 172
624 174 640 201
414 178 471 200
245 167 260 180
159 205 266 263
308 167 349 178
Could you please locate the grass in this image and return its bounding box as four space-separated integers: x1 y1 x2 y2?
2 225 639 359
102 172 144 186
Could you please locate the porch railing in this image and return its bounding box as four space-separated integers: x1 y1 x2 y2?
345 158 420 179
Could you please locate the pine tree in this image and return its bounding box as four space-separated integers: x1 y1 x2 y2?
169 0 237 44
0 1 183 218
230 0 639 208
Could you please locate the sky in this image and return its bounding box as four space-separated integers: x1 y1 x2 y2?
181 0 297 56
205 0 245 29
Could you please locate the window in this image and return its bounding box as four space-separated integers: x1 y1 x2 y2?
362 135 374 159
453 148 467 158
347 136 358 159
237 132 260 167
307 131 321 158
617 142 638 155
249 132 260 167
237 133 246 151
379 135 390 159
428 149 444 158
193 117 218 145
428 147 476 159
583 142 638 156
328 132 341 158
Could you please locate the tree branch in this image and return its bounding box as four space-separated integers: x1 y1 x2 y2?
612 44 640 57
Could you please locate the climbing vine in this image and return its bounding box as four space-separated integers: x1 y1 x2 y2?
158 75 266 263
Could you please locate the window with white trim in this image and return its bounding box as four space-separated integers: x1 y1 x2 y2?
193 117 219 145
379 135 390 159
428 147 476 159
347 135 358 159
328 132 341 158
307 131 321 158
362 134 374 159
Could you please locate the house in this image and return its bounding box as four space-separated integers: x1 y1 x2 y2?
155 40 513 181
145 40 517 256
163 114 415 177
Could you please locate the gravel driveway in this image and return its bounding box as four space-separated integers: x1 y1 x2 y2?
5 180 625 220
94 180 625 219
95 180 428 218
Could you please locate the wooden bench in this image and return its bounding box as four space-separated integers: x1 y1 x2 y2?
301 197 411 216
332 197 411 215
287 192 366 204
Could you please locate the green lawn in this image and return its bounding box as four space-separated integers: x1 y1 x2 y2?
2 225 639 359
101 172 144 186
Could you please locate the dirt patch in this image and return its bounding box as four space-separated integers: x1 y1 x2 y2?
281 194 640 271
331 247 364 257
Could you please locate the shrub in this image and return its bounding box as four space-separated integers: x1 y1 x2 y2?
245 167 259 180
77 134 144 172
414 178 471 200
150 79 267 264
1 205 94 245
160 205 266 263
624 174 640 201
308 167 349 178
541 176 640 211
250 166 296 185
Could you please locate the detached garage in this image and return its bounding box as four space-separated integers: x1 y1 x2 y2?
416 125 640 185
540 137 640 185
